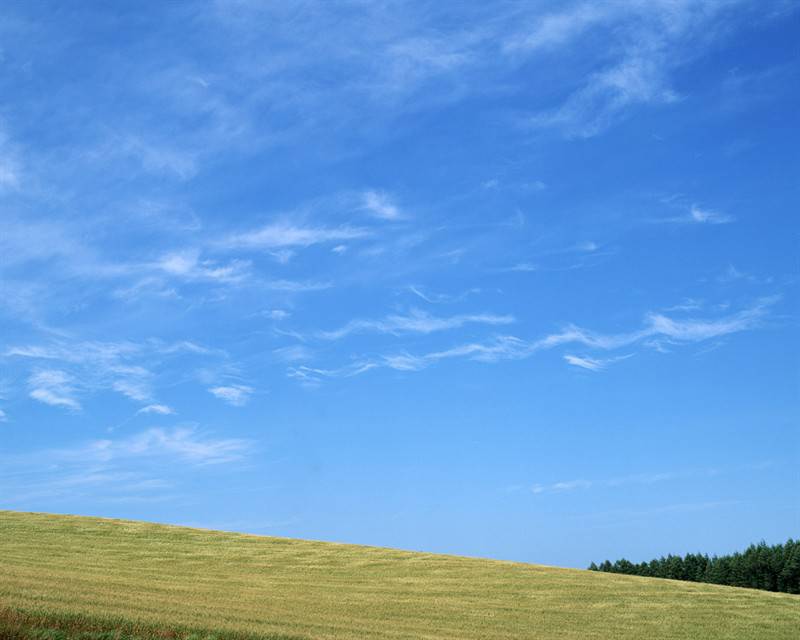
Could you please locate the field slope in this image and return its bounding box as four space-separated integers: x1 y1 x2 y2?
1 511 798 640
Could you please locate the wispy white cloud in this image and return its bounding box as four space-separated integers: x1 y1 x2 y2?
126 136 197 179
501 246 617 274
379 34 474 96
538 297 774 350
0 426 251 506
156 340 221 356
272 345 314 363
525 180 548 192
564 354 605 371
408 285 481 304
0 409 7 422
531 479 593 494
659 204 735 225
112 378 153 402
137 404 174 415
262 309 291 320
662 298 704 312
208 384 253 406
287 361 378 386
606 470 706 488
516 1 744 137
155 250 251 283
387 336 530 370
112 277 179 302
482 177 547 192
296 336 530 381
689 204 733 224
719 264 750 283
6 342 132 363
222 222 370 250
361 190 404 220
564 354 603 371
0 157 20 190
113 248 328 297
504 263 539 273
106 364 154 402
574 241 598 252
529 55 680 137
563 354 632 371
642 298 773 341
294 297 776 382
318 309 515 340
504 4 607 54
28 370 81 411
28 390 77 411
527 466 726 496
717 264 770 285
262 279 332 292
6 338 221 409
97 427 249 465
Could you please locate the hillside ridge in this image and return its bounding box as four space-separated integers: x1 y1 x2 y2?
1 510 798 640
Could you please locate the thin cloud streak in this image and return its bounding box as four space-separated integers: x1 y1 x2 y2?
101 427 250 465
361 190 404 220
293 297 776 381
208 384 253 407
528 466 729 496
318 309 515 341
689 205 734 224
532 479 592 494
28 370 81 411
407 285 481 304
657 204 735 225
137 404 174 415
563 354 632 371
222 222 370 250
155 250 251 283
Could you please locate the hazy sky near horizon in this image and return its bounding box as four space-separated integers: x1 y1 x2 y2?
1 1 798 567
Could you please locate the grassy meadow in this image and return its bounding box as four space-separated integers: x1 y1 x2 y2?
1 511 798 640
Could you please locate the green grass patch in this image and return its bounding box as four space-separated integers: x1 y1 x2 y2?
0 607 302 640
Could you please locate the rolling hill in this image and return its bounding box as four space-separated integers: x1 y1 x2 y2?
1 510 798 639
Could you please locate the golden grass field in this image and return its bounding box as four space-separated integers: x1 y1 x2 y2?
1 510 798 640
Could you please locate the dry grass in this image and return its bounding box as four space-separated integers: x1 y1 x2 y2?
1 511 798 639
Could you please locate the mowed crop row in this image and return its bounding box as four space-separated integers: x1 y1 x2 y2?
1 511 798 640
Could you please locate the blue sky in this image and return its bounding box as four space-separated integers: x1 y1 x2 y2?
1 1 798 568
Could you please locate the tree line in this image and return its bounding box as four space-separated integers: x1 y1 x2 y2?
589 539 800 594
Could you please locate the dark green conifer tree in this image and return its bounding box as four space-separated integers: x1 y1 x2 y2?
587 538 798 594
